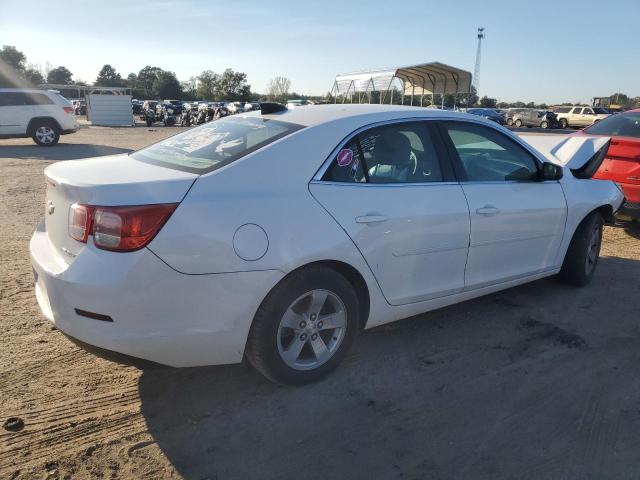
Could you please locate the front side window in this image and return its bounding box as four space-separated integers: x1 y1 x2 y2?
0 92 27 106
443 122 540 182
583 108 594 115
132 115 303 173
572 108 583 114
322 122 443 184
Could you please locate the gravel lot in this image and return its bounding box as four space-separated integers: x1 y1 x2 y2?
1 125 639 480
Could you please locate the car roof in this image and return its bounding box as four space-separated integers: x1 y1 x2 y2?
0 88 56 93
259 104 456 127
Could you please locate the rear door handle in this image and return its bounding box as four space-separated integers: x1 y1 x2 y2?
355 215 388 224
476 205 500 215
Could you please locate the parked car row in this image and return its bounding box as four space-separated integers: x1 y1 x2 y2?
138 99 261 127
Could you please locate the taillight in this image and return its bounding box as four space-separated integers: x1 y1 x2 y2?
69 203 177 252
63 106 74 114
69 204 95 243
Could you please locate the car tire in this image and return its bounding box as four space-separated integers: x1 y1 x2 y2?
514 119 523 127
540 121 548 129
506 118 513 126
246 265 360 385
559 118 568 129
31 121 60 146
559 212 604 287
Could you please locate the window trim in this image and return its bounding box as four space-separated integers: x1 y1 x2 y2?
314 118 458 185
436 119 545 184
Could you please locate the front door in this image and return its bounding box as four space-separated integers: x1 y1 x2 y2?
439 120 567 288
0 92 31 135
310 121 470 305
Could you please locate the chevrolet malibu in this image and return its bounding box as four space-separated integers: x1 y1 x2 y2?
31 104 624 384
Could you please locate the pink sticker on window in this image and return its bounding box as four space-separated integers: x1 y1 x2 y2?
337 148 353 167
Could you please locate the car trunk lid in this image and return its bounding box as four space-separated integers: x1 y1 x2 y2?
593 136 640 187
44 154 197 263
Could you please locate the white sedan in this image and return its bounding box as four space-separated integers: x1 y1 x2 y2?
31 104 624 384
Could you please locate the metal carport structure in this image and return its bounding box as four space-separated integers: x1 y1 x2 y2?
330 62 472 108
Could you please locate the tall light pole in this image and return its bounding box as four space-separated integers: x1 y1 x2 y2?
473 27 485 98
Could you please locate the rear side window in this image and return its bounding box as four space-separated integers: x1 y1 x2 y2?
323 122 443 184
585 112 640 138
443 122 540 182
555 107 571 113
25 93 54 105
132 116 304 173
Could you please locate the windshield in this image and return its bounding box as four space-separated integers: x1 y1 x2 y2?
132 115 304 173
584 112 640 138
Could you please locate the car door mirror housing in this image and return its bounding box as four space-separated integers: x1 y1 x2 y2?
542 162 563 181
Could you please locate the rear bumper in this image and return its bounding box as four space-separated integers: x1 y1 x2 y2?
30 220 284 367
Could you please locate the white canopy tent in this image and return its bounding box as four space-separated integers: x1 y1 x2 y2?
331 62 472 108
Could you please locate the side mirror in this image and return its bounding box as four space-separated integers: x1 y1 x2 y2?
542 162 563 181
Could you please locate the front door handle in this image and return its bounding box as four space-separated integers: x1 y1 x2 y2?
476 205 500 215
355 214 388 224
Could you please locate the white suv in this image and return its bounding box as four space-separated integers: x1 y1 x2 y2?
554 106 610 129
0 89 79 146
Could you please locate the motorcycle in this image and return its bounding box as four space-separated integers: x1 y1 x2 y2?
180 103 192 127
160 104 176 126
144 107 156 127
195 103 208 125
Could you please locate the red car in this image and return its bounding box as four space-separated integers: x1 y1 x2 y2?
575 109 640 220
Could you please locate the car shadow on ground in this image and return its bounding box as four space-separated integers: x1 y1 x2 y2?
138 256 640 480
620 220 640 240
0 144 132 161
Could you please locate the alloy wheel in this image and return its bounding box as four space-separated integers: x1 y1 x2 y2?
277 289 347 370
35 126 56 144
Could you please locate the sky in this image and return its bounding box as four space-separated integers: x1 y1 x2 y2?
1 0 638 103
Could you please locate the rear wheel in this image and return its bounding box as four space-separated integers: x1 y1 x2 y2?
246 265 360 385
540 120 549 129
559 213 604 286
31 121 60 146
559 118 568 129
514 119 523 127
506 118 513 126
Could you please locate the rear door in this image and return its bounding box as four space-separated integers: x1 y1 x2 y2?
438 120 567 288
310 120 470 306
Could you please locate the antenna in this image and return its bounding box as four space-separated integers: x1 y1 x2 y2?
473 27 485 97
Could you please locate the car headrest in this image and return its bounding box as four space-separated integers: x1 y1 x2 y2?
372 131 412 167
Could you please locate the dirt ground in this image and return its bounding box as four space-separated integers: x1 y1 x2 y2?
1 126 640 480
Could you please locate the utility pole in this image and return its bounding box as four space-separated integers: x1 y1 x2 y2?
473 27 485 99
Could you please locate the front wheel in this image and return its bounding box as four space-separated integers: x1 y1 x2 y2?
559 118 568 129
540 120 548 129
507 118 513 126
559 213 604 286
246 266 360 385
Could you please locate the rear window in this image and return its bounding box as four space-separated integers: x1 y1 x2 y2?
132 115 304 173
585 112 640 138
